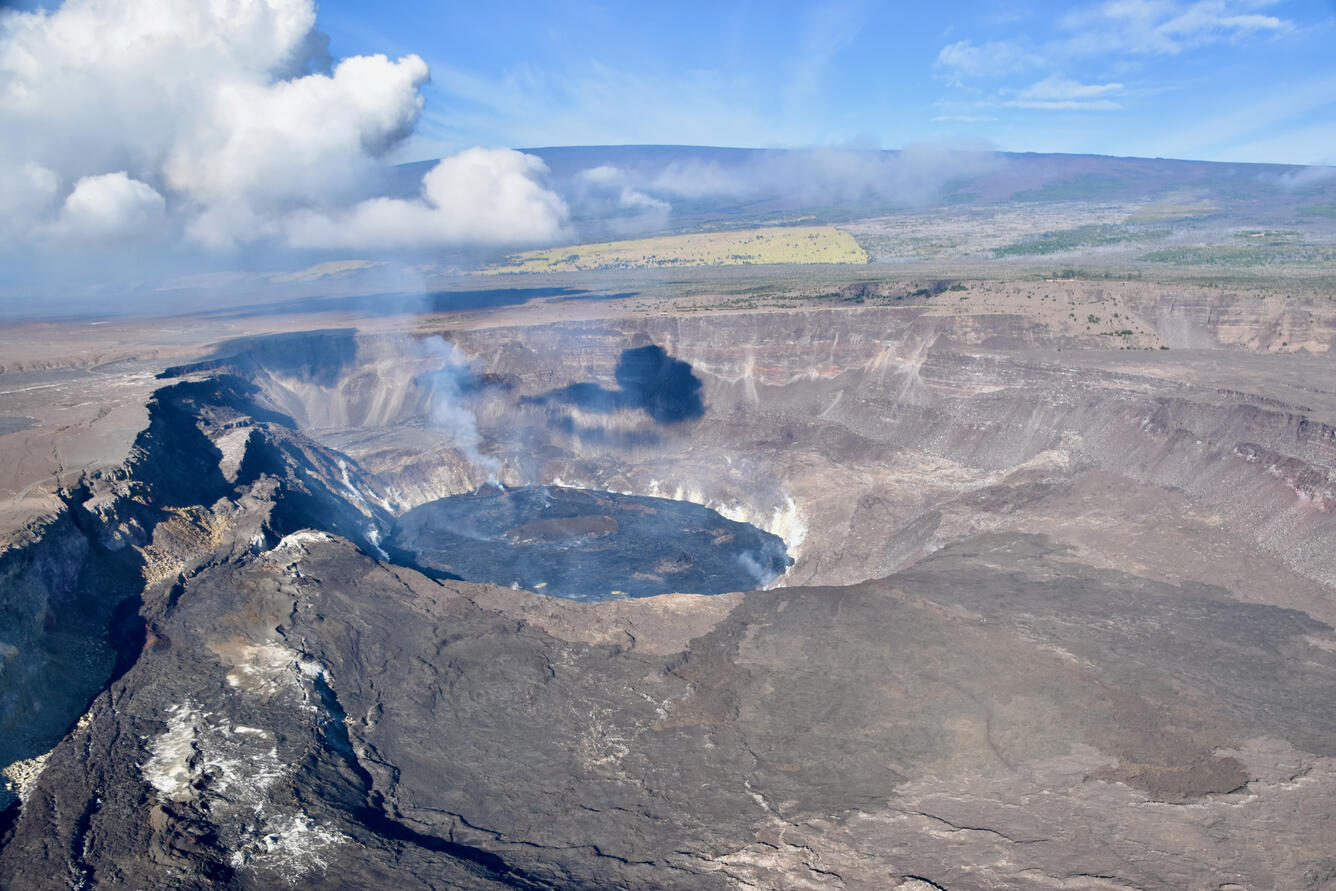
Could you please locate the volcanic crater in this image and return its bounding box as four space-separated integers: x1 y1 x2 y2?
4 280 1336 888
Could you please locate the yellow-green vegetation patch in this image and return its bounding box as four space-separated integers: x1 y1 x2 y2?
486 226 868 274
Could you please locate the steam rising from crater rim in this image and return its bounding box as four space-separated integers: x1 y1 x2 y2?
187 328 807 562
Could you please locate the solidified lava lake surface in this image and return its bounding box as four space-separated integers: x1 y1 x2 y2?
386 485 791 601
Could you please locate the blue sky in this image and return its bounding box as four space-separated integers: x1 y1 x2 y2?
316 0 1336 164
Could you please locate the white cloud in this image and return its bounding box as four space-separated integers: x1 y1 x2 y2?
1278 163 1336 190
559 164 671 237
648 144 1001 207
1060 0 1290 55
55 172 166 239
935 39 1040 79
1018 76 1125 101
652 160 753 199
938 1 1294 118
0 162 61 238
163 52 431 248
1003 75 1126 110
617 189 670 211
1004 98 1124 110
284 148 569 249
0 0 565 254
577 165 626 187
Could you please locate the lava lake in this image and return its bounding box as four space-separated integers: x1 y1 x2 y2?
386 485 791 601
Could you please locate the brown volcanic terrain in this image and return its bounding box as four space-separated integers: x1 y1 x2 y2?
3 268 1336 888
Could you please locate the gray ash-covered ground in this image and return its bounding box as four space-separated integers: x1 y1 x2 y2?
387 485 790 600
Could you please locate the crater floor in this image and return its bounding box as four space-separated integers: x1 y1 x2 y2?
388 485 791 600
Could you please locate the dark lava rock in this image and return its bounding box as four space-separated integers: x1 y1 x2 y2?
9 530 1336 889
387 485 790 600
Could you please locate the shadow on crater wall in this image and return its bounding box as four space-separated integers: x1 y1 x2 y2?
526 344 705 425
158 329 359 386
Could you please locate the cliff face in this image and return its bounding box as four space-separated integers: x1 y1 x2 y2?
4 289 1336 888
0 375 392 811
354 307 1336 613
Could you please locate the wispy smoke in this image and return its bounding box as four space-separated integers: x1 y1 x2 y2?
557 142 1001 236
1277 164 1336 191
734 549 785 590
666 143 1002 206
412 336 499 482
160 330 501 483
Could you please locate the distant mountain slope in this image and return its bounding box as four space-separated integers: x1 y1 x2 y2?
396 146 1334 242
